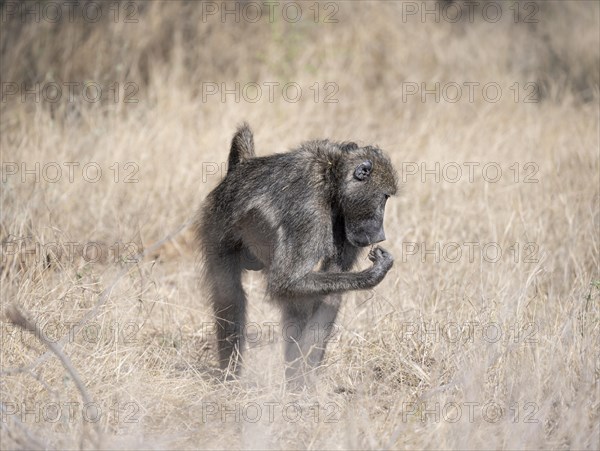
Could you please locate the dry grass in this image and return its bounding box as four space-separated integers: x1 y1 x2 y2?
1 1 599 449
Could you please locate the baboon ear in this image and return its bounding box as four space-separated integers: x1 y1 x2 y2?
354 160 372 181
341 142 359 152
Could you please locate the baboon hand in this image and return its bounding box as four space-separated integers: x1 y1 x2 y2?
368 246 394 273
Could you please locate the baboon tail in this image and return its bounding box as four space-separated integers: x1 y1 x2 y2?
228 122 255 174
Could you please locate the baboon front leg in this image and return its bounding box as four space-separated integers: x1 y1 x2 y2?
204 252 247 376
282 295 341 388
271 246 393 298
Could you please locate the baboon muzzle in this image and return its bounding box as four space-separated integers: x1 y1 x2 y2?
372 228 386 244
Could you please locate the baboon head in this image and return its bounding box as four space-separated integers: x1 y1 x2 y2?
336 144 398 247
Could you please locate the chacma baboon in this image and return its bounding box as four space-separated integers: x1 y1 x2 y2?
196 123 398 386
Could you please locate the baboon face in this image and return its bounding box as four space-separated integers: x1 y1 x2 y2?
338 146 397 248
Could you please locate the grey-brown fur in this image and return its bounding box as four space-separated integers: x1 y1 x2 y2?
227 122 255 173
195 123 398 386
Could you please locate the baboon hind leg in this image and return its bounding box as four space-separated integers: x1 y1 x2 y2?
282 294 341 388
204 251 247 376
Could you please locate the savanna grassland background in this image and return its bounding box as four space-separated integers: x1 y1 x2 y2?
1 0 599 449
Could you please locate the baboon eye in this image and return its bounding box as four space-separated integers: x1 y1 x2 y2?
353 160 372 181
